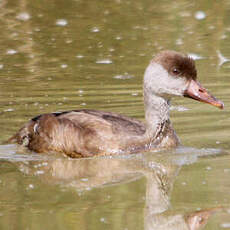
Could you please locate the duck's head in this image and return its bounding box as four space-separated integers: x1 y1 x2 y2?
144 50 224 109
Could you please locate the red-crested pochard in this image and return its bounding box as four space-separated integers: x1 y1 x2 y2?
9 50 224 158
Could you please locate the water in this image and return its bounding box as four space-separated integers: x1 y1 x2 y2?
0 0 230 229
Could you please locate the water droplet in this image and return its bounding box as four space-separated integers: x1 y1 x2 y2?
56 19 68 26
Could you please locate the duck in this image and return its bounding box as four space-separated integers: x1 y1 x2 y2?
9 50 224 158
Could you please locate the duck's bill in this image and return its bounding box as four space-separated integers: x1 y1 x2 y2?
184 79 224 109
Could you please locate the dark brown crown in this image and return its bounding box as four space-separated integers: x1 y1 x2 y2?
153 50 197 80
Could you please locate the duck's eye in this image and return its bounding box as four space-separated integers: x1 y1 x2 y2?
172 68 180 75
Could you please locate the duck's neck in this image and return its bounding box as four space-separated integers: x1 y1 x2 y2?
143 89 170 138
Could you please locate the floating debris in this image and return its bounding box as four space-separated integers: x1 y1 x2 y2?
217 50 230 66
221 223 230 228
91 27 100 32
28 184 34 189
61 64 68 68
96 59 112 64
6 49 17 55
194 11 206 20
4 108 14 112
188 53 204 60
100 217 107 223
176 38 183 45
76 55 84 59
115 36 122 40
113 74 133 80
206 166 212 171
16 12 30 21
56 19 68 26
170 106 189 112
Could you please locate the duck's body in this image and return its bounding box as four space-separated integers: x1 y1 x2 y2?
10 50 224 158
11 109 179 157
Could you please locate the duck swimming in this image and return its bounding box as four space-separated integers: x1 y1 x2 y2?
9 50 224 158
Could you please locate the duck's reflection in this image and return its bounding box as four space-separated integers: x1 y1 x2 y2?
16 152 222 230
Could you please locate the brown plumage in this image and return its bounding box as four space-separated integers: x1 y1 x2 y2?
8 50 224 158
154 50 197 80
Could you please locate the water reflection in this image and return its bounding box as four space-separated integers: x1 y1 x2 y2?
1 0 230 229
10 148 224 230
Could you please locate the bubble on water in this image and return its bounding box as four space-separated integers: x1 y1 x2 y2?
96 59 112 64
6 49 17 55
195 11 206 20
56 19 68 26
16 12 30 21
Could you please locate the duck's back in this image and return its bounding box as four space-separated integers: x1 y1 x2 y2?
10 109 146 157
